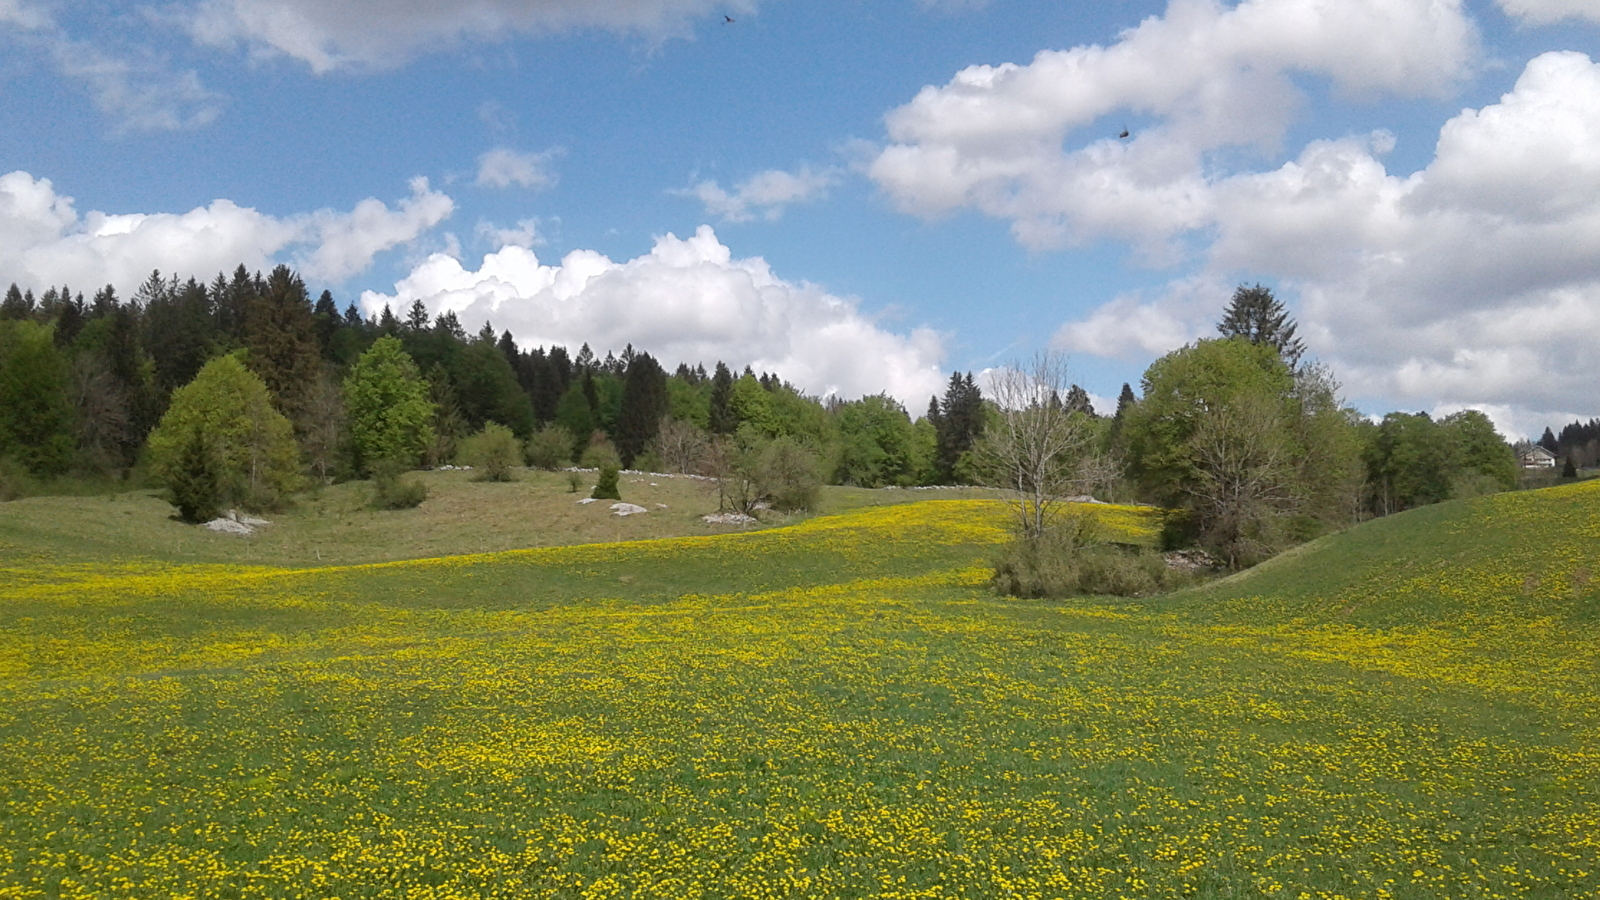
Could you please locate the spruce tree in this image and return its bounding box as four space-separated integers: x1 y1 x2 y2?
615 351 669 468
1217 283 1306 367
1064 384 1095 416
245 266 321 428
709 361 737 434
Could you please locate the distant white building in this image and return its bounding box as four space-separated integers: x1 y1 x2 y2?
1519 446 1557 468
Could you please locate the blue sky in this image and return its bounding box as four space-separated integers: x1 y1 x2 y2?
2 0 1599 435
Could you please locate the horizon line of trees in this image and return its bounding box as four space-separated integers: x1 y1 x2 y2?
0 267 1543 568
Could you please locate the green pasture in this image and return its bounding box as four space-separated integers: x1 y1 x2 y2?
0 485 1596 899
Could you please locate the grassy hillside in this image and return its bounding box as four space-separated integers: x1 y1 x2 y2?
0 469 1004 568
0 489 1596 899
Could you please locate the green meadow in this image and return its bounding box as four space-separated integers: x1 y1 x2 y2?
0 480 1596 899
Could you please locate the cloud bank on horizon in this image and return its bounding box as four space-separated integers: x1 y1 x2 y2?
359 226 948 405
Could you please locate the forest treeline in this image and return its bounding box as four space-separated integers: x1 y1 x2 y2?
0 267 1547 571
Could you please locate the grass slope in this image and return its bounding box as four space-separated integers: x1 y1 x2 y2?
0 469 1003 568
0 490 1596 899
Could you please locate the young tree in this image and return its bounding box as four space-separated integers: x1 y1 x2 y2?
146 353 300 520
974 353 1105 539
343 336 435 475
1217 283 1306 368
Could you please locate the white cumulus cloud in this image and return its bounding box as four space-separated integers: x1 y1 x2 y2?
681 165 837 222
476 147 562 190
0 171 452 291
187 0 755 73
1050 51 1600 435
360 225 947 404
870 0 1478 252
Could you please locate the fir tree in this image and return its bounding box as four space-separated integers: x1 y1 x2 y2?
1217 283 1306 367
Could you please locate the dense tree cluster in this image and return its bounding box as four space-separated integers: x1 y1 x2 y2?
0 264 994 515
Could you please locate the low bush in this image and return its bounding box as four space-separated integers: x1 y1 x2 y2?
369 459 428 510
579 434 622 471
524 424 575 471
460 423 520 482
993 517 1193 598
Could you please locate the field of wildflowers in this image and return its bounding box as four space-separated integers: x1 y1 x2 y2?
0 493 1596 899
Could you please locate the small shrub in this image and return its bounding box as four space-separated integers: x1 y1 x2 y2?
566 471 583 493
579 434 621 471
525 424 575 470
993 516 1192 598
369 459 428 510
460 422 520 482
591 465 621 501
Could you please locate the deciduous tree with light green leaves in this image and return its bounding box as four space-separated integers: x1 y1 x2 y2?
343 336 435 475
147 353 300 522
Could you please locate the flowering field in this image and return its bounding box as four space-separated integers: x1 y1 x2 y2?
1 494 1597 899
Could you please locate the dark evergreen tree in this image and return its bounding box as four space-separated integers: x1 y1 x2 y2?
1217 283 1306 368
312 290 341 359
245 265 321 428
1064 384 1095 416
0 284 26 320
933 371 984 483
144 276 214 394
52 291 86 348
1539 427 1559 454
404 299 431 333
615 351 669 468
709 361 737 434
1106 382 1137 453
454 332 535 437
214 265 257 343
377 305 400 335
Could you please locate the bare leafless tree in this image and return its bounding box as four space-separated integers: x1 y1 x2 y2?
974 352 1107 539
300 365 346 484
69 352 130 472
656 415 708 474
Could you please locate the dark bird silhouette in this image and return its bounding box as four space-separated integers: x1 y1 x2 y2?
1118 128 1130 139
724 15 735 23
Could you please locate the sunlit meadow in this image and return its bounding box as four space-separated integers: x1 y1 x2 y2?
1 492 1596 899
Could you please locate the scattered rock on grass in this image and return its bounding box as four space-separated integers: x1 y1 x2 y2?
702 512 757 525
203 510 270 535
611 502 648 516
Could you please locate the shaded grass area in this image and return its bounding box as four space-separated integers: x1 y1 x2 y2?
1 493 1597 899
